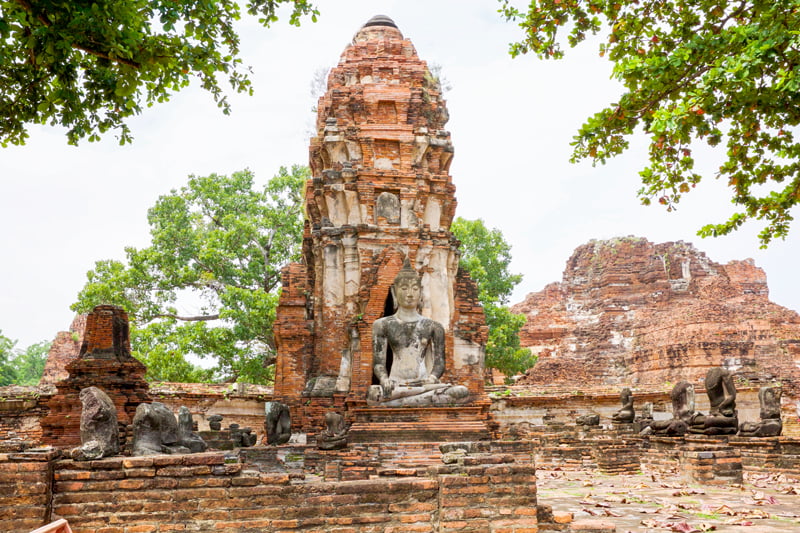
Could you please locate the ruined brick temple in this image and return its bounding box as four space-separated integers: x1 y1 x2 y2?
8 15 800 533
273 15 490 441
513 237 800 395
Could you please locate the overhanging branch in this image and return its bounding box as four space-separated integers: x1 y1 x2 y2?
154 313 220 321
12 0 142 69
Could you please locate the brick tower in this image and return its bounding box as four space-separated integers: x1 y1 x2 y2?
274 15 489 441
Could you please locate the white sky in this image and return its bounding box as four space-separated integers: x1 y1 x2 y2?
1 0 798 349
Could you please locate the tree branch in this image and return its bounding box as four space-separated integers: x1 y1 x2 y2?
154 313 220 321
11 0 142 69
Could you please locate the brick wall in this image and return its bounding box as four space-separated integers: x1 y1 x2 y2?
149 382 273 441
1 442 538 533
730 436 800 478
0 448 58 533
0 386 51 444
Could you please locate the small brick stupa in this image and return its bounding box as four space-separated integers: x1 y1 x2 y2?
274 15 490 441
40 305 149 447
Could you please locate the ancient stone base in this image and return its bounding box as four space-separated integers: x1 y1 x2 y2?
3 441 537 533
591 439 641 474
347 405 491 443
683 448 743 485
730 436 800 476
198 430 236 450
641 436 743 484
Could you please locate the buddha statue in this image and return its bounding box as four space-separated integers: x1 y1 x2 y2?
367 260 470 407
739 386 782 437
650 381 695 436
689 367 738 435
611 387 635 424
317 411 348 450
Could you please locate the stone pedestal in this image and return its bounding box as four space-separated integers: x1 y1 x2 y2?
348 403 491 443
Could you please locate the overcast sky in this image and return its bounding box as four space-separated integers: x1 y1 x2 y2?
1 0 798 349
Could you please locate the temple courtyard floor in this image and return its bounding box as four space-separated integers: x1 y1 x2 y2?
539 469 800 532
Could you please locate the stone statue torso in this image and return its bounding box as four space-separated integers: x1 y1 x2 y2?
374 315 443 385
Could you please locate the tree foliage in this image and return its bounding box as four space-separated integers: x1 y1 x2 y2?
72 166 308 384
451 217 536 378
0 0 317 146
10 340 49 386
0 332 50 386
0 332 17 386
499 0 800 246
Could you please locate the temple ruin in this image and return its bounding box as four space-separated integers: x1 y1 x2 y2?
272 14 489 442
4 15 800 533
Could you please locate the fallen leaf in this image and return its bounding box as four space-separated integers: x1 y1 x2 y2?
669 522 699 533
709 505 736 516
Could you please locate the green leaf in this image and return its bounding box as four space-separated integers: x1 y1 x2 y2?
500 0 800 245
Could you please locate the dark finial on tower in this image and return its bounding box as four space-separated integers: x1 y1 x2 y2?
363 15 397 29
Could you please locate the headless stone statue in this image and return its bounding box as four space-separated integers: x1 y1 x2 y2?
229 424 257 447
132 402 190 456
739 386 782 437
72 386 119 461
611 387 635 424
177 406 208 453
576 414 600 426
690 367 738 435
650 381 695 436
367 260 469 407
265 401 291 445
317 412 348 450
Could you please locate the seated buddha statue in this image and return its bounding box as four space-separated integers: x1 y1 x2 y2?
650 381 695 436
689 367 738 435
611 387 635 424
367 260 470 407
739 386 782 437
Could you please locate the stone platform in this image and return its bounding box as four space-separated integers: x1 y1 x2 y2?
2 441 538 533
347 404 491 442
